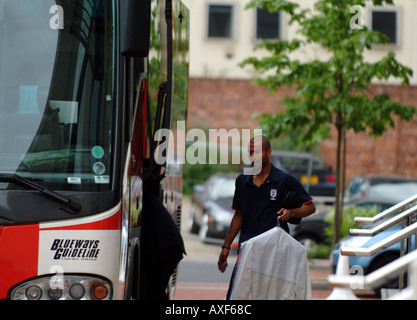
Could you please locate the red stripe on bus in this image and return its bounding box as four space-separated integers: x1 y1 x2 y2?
0 224 39 299
41 210 122 231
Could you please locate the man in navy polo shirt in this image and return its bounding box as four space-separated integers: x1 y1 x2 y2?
218 136 316 275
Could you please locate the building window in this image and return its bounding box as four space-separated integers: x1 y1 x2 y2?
256 8 280 39
371 10 397 44
208 4 233 38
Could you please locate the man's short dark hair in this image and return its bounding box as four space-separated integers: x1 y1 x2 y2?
250 135 271 151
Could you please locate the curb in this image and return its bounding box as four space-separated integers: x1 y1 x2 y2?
309 259 332 270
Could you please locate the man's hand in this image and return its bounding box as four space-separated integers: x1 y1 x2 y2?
218 210 242 273
218 248 229 273
277 207 292 221
278 202 316 222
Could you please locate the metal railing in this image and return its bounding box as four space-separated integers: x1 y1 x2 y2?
328 249 417 294
349 204 417 237
341 221 417 257
389 260 417 300
353 193 417 225
328 193 417 295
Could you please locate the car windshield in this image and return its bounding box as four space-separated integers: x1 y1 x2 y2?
208 177 236 200
275 155 327 171
0 0 115 191
369 182 417 202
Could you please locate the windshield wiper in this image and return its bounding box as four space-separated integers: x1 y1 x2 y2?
0 173 81 213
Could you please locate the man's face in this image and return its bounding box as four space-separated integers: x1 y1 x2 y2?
249 141 271 169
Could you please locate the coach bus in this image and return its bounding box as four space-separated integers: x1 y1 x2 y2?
0 0 189 300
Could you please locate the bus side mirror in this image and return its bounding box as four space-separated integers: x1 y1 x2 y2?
121 0 151 57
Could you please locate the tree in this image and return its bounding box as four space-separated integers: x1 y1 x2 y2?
240 0 417 246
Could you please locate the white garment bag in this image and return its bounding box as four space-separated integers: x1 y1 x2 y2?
229 226 312 300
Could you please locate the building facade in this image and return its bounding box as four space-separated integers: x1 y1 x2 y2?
182 0 417 181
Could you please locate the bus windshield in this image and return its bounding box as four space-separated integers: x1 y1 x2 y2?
0 0 115 192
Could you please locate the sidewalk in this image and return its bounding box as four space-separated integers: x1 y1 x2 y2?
173 258 379 300
309 259 333 299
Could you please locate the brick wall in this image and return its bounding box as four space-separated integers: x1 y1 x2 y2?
188 78 294 131
188 77 417 182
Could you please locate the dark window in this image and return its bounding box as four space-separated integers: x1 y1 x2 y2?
256 8 280 39
208 5 233 38
372 10 397 44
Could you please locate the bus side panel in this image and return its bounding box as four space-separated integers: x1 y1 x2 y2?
37 230 121 295
124 73 147 299
38 205 122 300
0 224 39 299
162 0 190 295
0 206 122 300
162 0 189 221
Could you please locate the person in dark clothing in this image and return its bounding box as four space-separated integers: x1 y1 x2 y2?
217 136 315 298
139 191 186 300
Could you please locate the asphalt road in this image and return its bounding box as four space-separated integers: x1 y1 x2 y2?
177 195 235 282
179 195 226 260
172 196 233 299
177 256 235 284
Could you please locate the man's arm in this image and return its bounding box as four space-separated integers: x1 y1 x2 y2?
218 210 242 273
277 201 316 222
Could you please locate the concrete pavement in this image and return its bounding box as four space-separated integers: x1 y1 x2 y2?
173 257 379 300
173 257 335 300
173 259 333 300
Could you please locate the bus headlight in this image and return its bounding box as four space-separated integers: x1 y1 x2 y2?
10 275 112 300
69 283 86 300
26 286 43 300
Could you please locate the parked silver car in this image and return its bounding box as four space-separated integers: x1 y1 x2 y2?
188 173 238 243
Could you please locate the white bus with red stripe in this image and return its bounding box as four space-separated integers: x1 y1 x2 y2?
0 0 189 300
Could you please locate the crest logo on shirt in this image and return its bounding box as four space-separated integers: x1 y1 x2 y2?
270 189 277 200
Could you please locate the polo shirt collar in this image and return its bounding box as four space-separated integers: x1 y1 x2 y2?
244 164 280 186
